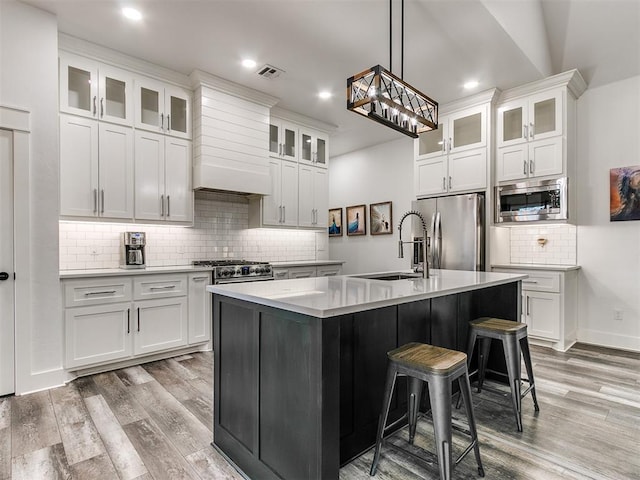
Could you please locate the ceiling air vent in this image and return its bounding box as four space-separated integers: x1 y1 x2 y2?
256 64 285 79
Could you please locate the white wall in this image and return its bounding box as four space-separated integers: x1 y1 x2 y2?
328 137 415 274
576 75 640 351
0 2 63 392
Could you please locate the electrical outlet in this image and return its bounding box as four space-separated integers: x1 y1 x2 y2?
614 309 624 321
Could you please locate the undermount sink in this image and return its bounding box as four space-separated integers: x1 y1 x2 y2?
353 272 423 281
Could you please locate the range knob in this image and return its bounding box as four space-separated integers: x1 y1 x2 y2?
264 266 272 274
220 268 232 277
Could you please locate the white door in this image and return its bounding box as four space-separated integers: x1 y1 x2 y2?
0 129 15 395
164 137 192 222
298 165 315 227
134 130 165 220
263 159 282 226
280 160 299 226
99 123 134 219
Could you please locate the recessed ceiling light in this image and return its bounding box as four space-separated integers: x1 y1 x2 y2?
122 7 142 21
242 59 257 69
464 80 479 90
318 91 332 100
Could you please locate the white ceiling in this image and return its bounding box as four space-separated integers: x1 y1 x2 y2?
20 0 640 156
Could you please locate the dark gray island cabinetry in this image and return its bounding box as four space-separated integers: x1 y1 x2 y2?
208 270 525 480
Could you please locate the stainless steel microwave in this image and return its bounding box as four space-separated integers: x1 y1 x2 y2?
496 177 568 223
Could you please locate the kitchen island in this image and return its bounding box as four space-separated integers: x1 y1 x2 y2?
207 269 526 480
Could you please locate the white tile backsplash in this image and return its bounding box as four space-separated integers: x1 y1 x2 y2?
509 224 577 265
60 191 321 270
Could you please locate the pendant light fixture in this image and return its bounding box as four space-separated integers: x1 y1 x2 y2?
347 0 438 138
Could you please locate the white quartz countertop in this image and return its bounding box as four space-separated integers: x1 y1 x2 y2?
60 265 211 279
492 264 581 272
271 260 345 267
207 269 527 318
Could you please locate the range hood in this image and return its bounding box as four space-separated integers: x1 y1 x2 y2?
190 70 279 196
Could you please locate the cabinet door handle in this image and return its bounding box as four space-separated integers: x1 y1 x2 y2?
448 176 452 190
529 159 534 174
524 161 527 175
448 138 452 152
84 290 117 296
283 205 286 223
150 285 176 290
529 122 534 138
100 98 104 118
523 124 527 139
161 194 165 217
167 114 170 131
161 113 164 131
93 96 97 116
127 308 130 334
278 205 282 223
101 189 105 214
93 188 98 213
137 308 140 332
442 177 446 190
279 143 282 156
167 195 170 217
526 296 530 316
192 276 209 281
522 280 538 284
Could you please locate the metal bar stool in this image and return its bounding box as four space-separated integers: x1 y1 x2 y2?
463 317 539 432
370 342 484 480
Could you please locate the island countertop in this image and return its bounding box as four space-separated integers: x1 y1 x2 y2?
207 269 527 318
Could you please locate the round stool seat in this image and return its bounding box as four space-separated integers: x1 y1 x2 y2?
389 342 467 375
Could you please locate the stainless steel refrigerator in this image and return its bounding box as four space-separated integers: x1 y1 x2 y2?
411 193 485 271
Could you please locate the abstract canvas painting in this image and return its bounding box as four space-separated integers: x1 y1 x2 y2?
610 165 640 221
370 201 393 235
346 204 366 236
328 208 342 236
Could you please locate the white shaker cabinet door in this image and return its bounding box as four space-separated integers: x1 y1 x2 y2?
280 160 299 226
98 122 134 219
165 137 193 222
134 131 165 221
298 165 315 227
133 297 188 356
188 273 212 345
313 167 329 227
60 115 99 217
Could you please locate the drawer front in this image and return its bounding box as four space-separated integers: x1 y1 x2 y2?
133 274 187 299
64 277 132 307
493 268 560 293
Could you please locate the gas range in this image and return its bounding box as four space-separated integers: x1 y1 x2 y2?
192 259 274 284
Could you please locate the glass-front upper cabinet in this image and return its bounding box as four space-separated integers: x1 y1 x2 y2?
135 76 191 139
59 52 133 126
415 104 486 160
497 89 563 147
299 129 328 168
269 119 297 162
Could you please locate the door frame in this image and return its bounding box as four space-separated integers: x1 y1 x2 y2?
1 105 31 395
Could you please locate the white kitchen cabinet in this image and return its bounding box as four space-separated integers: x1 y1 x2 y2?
65 302 133 368
135 76 191 139
269 118 298 162
300 128 328 168
63 272 208 371
59 114 134 219
59 52 134 126
134 130 193 223
288 266 317 279
298 165 328 228
188 272 212 345
414 102 489 197
261 158 298 227
133 297 188 356
495 71 586 183
492 266 578 352
497 89 563 148
316 265 342 277
273 268 289 280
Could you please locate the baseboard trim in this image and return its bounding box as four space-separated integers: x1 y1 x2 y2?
577 329 640 353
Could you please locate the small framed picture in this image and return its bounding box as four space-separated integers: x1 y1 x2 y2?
346 204 367 236
328 208 343 236
370 201 393 235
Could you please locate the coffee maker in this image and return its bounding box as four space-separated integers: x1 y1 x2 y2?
122 232 146 269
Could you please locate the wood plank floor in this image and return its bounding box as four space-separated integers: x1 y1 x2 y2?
1 343 639 480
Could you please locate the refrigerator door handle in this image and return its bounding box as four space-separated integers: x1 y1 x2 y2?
434 211 442 269
430 213 437 267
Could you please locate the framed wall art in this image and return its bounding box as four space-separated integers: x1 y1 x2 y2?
610 165 640 221
328 208 343 236
346 204 366 236
370 201 393 235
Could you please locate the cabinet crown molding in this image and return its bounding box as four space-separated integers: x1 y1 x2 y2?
438 88 501 116
498 69 587 103
190 69 279 108
59 33 191 88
